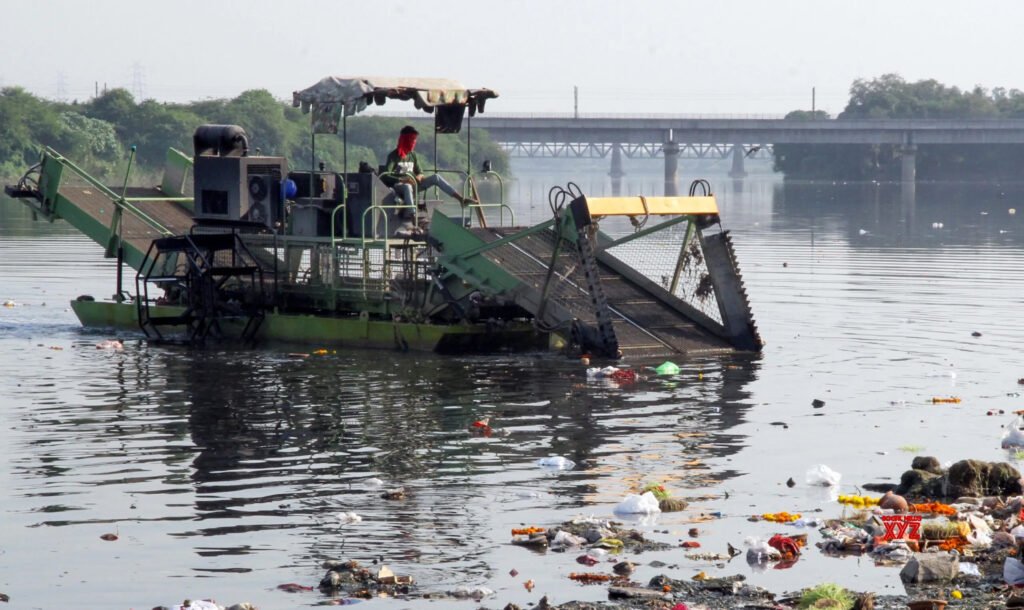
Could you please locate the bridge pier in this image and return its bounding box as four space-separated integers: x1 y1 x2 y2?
609 143 625 196
729 142 747 178
663 139 679 196
900 143 916 203
900 144 916 183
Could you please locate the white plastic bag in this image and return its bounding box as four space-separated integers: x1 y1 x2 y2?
744 536 781 563
805 464 842 487
967 514 993 547
173 602 223 610
1002 415 1024 448
1005 557 1024 585
336 511 362 524
968 529 993 547
586 366 621 378
452 586 495 600
959 561 982 577
871 541 913 563
613 491 662 515
550 530 587 549
536 456 576 470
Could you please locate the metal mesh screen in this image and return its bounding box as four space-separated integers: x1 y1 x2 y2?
600 221 724 326
480 228 599 330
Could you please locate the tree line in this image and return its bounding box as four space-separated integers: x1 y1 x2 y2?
0 87 508 183
774 74 1024 180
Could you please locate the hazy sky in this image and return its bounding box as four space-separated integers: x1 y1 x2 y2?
4 0 1022 117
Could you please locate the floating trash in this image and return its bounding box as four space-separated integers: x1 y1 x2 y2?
654 361 680 375
336 512 362 525
586 366 638 382
761 511 801 523
536 456 575 470
614 491 662 515
805 464 841 486
1002 414 1024 448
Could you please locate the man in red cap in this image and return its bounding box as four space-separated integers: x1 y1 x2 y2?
381 125 475 236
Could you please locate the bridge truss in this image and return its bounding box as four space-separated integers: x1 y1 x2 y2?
498 142 774 160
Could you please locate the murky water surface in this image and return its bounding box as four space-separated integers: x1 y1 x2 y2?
2 173 1023 608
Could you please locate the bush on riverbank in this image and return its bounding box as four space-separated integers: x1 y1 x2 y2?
0 86 508 183
774 74 1024 181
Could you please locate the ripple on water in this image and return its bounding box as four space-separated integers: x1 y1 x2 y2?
2 184 1024 605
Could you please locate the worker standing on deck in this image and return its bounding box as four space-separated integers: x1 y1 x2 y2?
381 125 475 235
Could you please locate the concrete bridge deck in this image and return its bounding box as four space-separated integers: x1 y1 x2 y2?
470 115 1024 146
460 115 1024 189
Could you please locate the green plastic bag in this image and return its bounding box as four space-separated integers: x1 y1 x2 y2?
654 361 680 375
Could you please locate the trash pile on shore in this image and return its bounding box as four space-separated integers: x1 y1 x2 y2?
488 456 1024 610
142 455 1024 609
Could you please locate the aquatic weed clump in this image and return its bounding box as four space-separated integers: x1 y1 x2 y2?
797 583 854 610
640 483 669 501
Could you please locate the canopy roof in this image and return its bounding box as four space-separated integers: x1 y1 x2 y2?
292 76 498 117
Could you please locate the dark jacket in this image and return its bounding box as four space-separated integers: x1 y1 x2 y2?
381 149 422 188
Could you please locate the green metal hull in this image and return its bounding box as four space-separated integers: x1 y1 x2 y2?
70 299 554 353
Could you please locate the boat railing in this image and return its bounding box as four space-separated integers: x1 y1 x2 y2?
463 169 513 227
328 202 348 245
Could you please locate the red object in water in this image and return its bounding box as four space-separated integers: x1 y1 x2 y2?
768 534 801 557
680 540 701 548
576 554 599 566
609 368 638 382
470 420 493 437
278 583 314 592
773 558 799 570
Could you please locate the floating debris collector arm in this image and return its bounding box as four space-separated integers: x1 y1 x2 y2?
429 190 762 359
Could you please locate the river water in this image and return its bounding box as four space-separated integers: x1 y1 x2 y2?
1 165 1023 609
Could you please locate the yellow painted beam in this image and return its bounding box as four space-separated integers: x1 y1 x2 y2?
585 196 719 218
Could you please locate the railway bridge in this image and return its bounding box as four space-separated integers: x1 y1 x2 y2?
467 114 1024 195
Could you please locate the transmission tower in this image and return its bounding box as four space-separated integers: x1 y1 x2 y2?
131 63 146 100
55 71 67 102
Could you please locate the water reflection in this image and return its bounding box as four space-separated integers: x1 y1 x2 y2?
773 180 1023 247
4 168 1024 605
5 327 760 598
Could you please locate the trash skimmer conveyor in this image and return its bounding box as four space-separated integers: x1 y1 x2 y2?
429 190 763 360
